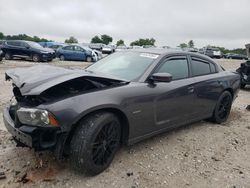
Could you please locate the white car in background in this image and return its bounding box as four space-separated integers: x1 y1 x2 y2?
102 45 116 54
115 45 128 52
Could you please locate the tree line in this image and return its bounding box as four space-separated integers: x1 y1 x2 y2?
0 32 246 54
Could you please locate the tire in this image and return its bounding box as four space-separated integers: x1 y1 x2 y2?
86 56 92 62
70 112 121 175
240 83 246 89
5 52 12 60
210 91 233 124
59 55 65 61
32 54 41 62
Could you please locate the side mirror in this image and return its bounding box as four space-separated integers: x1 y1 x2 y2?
26 46 30 49
150 73 172 83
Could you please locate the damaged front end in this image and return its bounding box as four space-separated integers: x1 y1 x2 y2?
3 65 128 152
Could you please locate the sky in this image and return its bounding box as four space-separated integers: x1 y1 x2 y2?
0 0 249 49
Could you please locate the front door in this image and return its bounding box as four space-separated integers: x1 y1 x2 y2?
152 56 197 128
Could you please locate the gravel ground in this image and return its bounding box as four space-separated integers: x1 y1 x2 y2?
0 58 250 188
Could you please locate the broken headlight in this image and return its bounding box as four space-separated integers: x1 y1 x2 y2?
17 108 59 127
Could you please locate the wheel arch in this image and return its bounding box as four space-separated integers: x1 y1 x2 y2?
63 107 130 155
223 87 234 98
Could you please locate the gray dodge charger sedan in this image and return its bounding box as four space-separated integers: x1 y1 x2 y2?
3 49 240 175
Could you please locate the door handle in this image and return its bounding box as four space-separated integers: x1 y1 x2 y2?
187 86 194 93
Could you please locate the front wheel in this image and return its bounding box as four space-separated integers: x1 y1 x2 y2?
70 112 121 175
32 54 41 62
86 56 92 62
210 91 233 124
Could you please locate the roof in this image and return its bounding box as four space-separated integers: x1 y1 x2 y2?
125 48 214 61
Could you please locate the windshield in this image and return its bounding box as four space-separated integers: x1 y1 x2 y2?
86 52 158 81
26 41 43 48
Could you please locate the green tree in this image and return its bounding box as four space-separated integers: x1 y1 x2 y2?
101 34 113 45
130 38 156 46
91 35 103 43
0 32 4 39
65 36 78 44
116 39 125 46
188 40 194 48
178 43 188 48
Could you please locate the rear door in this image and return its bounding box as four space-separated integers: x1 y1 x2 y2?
152 56 197 129
74 46 86 60
62 46 75 60
6 41 23 56
190 56 222 116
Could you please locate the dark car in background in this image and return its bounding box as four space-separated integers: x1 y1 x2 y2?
0 40 5 49
224 53 248 60
56 44 97 62
3 49 240 175
1 40 55 62
236 60 250 88
0 50 3 61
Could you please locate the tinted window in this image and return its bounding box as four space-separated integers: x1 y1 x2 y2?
156 58 189 80
210 63 216 73
191 59 211 76
7 41 21 47
63 46 74 51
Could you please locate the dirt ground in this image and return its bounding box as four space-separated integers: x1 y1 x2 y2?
0 58 250 188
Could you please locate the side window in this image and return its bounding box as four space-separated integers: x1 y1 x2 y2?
74 46 84 52
191 58 211 76
156 57 189 80
21 42 29 48
63 46 74 51
210 63 216 73
7 41 21 47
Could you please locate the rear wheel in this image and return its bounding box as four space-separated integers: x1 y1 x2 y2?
70 112 121 175
210 91 233 123
5 52 12 60
32 54 41 62
59 55 65 61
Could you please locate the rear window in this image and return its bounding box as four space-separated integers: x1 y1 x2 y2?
191 58 211 76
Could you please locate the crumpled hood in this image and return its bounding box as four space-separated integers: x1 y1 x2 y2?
5 65 127 96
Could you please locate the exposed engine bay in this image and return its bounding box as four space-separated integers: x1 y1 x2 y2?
11 77 126 106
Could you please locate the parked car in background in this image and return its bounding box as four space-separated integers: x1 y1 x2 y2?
39 42 66 52
115 45 128 52
143 45 155 48
102 45 116 54
131 45 143 49
236 60 250 88
82 45 103 61
1 40 55 62
89 43 105 51
0 40 5 49
199 47 222 59
0 50 3 61
224 53 248 60
56 44 97 62
3 49 240 175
